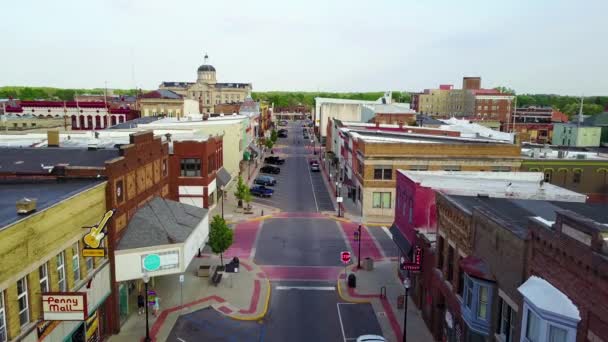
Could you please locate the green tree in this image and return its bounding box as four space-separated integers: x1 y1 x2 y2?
264 138 274 150
270 129 278 143
243 186 252 209
234 175 247 208
208 215 233 266
494 86 516 95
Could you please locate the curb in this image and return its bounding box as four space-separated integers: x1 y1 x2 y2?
228 278 271 321
336 278 372 304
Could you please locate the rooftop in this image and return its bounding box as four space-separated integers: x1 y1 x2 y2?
0 147 120 173
109 116 162 129
364 103 415 114
0 179 105 228
399 171 587 202
521 146 608 160
348 128 513 145
584 112 608 126
117 197 208 250
445 195 608 238
440 117 515 142
140 89 183 100
518 276 580 321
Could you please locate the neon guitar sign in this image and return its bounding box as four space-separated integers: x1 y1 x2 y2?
83 210 115 249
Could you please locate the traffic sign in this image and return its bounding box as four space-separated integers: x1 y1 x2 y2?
337 197 343 203
142 254 161 271
340 251 351 264
354 231 360 241
179 274 184 283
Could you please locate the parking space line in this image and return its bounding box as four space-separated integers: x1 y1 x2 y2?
337 303 347 342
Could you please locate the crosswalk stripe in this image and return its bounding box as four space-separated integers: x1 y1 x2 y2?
275 286 335 291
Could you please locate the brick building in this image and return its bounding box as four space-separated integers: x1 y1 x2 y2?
525 211 608 342
413 193 607 342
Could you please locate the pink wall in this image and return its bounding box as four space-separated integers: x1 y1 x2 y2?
394 172 438 244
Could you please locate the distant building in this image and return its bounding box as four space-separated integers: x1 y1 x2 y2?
159 54 252 114
584 112 608 146
138 89 200 118
366 103 416 125
552 123 602 147
418 85 453 116
509 106 569 144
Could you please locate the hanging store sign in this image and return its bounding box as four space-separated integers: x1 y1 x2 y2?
42 293 87 321
400 246 423 272
83 209 115 257
141 250 180 272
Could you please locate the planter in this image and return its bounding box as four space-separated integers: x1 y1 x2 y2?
197 265 211 277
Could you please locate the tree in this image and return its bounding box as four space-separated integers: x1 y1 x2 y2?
243 186 252 209
493 86 516 95
208 215 233 266
234 175 247 208
270 129 278 143
264 138 274 150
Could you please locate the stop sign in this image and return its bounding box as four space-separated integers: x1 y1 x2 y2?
341 251 351 264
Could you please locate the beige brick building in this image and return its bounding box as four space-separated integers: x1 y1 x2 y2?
159 54 252 114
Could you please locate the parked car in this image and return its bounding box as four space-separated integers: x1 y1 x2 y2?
278 129 288 134
309 159 319 166
278 132 288 138
310 163 320 172
264 156 285 165
260 165 281 174
250 185 274 198
254 175 276 186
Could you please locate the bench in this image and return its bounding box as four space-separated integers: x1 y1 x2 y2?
211 269 223 286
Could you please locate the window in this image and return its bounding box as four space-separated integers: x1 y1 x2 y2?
447 246 454 281
372 192 391 209
0 291 6 342
465 276 473 308
498 297 515 342
373 166 392 180
208 155 215 174
17 277 29 327
437 236 444 270
525 309 540 342
491 166 511 172
548 326 568 342
444 165 461 172
72 243 80 283
86 257 94 273
180 158 201 177
409 165 428 171
477 286 489 319
544 170 553 183
39 263 49 293
57 251 66 292
573 170 581 184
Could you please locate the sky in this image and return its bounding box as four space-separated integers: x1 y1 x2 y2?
1 0 607 95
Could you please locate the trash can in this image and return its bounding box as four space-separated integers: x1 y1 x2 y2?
348 274 357 288
364 257 374 271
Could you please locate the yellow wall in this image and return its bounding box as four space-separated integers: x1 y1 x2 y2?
0 182 107 340
419 89 451 116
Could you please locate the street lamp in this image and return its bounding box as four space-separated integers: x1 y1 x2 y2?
336 182 342 217
142 273 151 342
403 276 411 342
220 185 225 219
356 225 362 269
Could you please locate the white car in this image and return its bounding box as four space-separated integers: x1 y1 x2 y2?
356 335 385 342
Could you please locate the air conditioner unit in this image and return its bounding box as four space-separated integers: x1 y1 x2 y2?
576 154 587 160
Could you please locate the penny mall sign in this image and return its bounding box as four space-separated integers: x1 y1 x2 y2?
42 293 87 321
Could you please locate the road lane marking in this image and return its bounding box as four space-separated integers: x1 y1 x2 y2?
275 286 335 291
382 226 392 239
337 303 347 342
177 338 186 342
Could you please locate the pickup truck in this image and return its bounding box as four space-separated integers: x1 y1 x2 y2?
250 185 274 198
264 156 285 165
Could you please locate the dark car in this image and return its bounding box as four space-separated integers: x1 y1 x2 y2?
278 132 288 138
309 159 319 166
250 185 274 197
260 165 281 174
254 175 276 186
264 156 285 165
278 129 288 134
310 164 320 172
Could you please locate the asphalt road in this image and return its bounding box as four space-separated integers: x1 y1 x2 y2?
254 217 348 266
252 122 334 212
166 307 262 342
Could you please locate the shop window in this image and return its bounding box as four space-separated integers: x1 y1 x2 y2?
72 242 81 283
17 277 29 327
57 251 66 291
0 291 6 342
478 286 489 319
39 263 49 293
372 192 391 209
180 158 201 177
447 246 454 281
525 309 541 341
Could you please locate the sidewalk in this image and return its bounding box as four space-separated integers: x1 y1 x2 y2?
337 261 434 342
108 256 270 342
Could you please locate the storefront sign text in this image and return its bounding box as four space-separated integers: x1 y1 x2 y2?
42 293 87 321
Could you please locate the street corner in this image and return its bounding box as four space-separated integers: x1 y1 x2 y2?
226 277 271 322
335 265 375 304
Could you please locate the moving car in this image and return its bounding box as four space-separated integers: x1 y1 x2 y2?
250 185 274 198
309 159 319 166
264 156 285 165
260 165 281 174
254 175 276 186
310 163 320 172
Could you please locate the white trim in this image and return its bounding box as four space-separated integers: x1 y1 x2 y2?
0 290 6 342
438 229 446 238
448 239 456 248
57 251 66 292
16 276 29 327
72 242 81 283
39 263 49 293
498 289 519 312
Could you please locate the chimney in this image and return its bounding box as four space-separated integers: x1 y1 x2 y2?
47 130 60 147
16 198 37 215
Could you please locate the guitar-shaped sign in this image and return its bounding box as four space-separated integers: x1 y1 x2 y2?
83 209 115 249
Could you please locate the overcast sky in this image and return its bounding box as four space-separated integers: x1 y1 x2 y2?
2 0 607 95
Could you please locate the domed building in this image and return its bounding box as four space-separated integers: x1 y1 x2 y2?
159 54 252 113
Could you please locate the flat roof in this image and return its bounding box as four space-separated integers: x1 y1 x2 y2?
0 147 120 173
139 114 246 127
446 195 608 238
0 179 105 228
399 170 587 202
521 147 608 160
348 129 512 145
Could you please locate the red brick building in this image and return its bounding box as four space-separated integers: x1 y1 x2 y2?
168 135 224 209
526 211 608 342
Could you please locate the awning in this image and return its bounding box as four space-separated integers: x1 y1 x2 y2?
216 167 232 188
389 224 412 256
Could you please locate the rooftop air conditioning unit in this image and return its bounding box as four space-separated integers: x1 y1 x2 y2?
557 150 565 159
576 154 587 160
